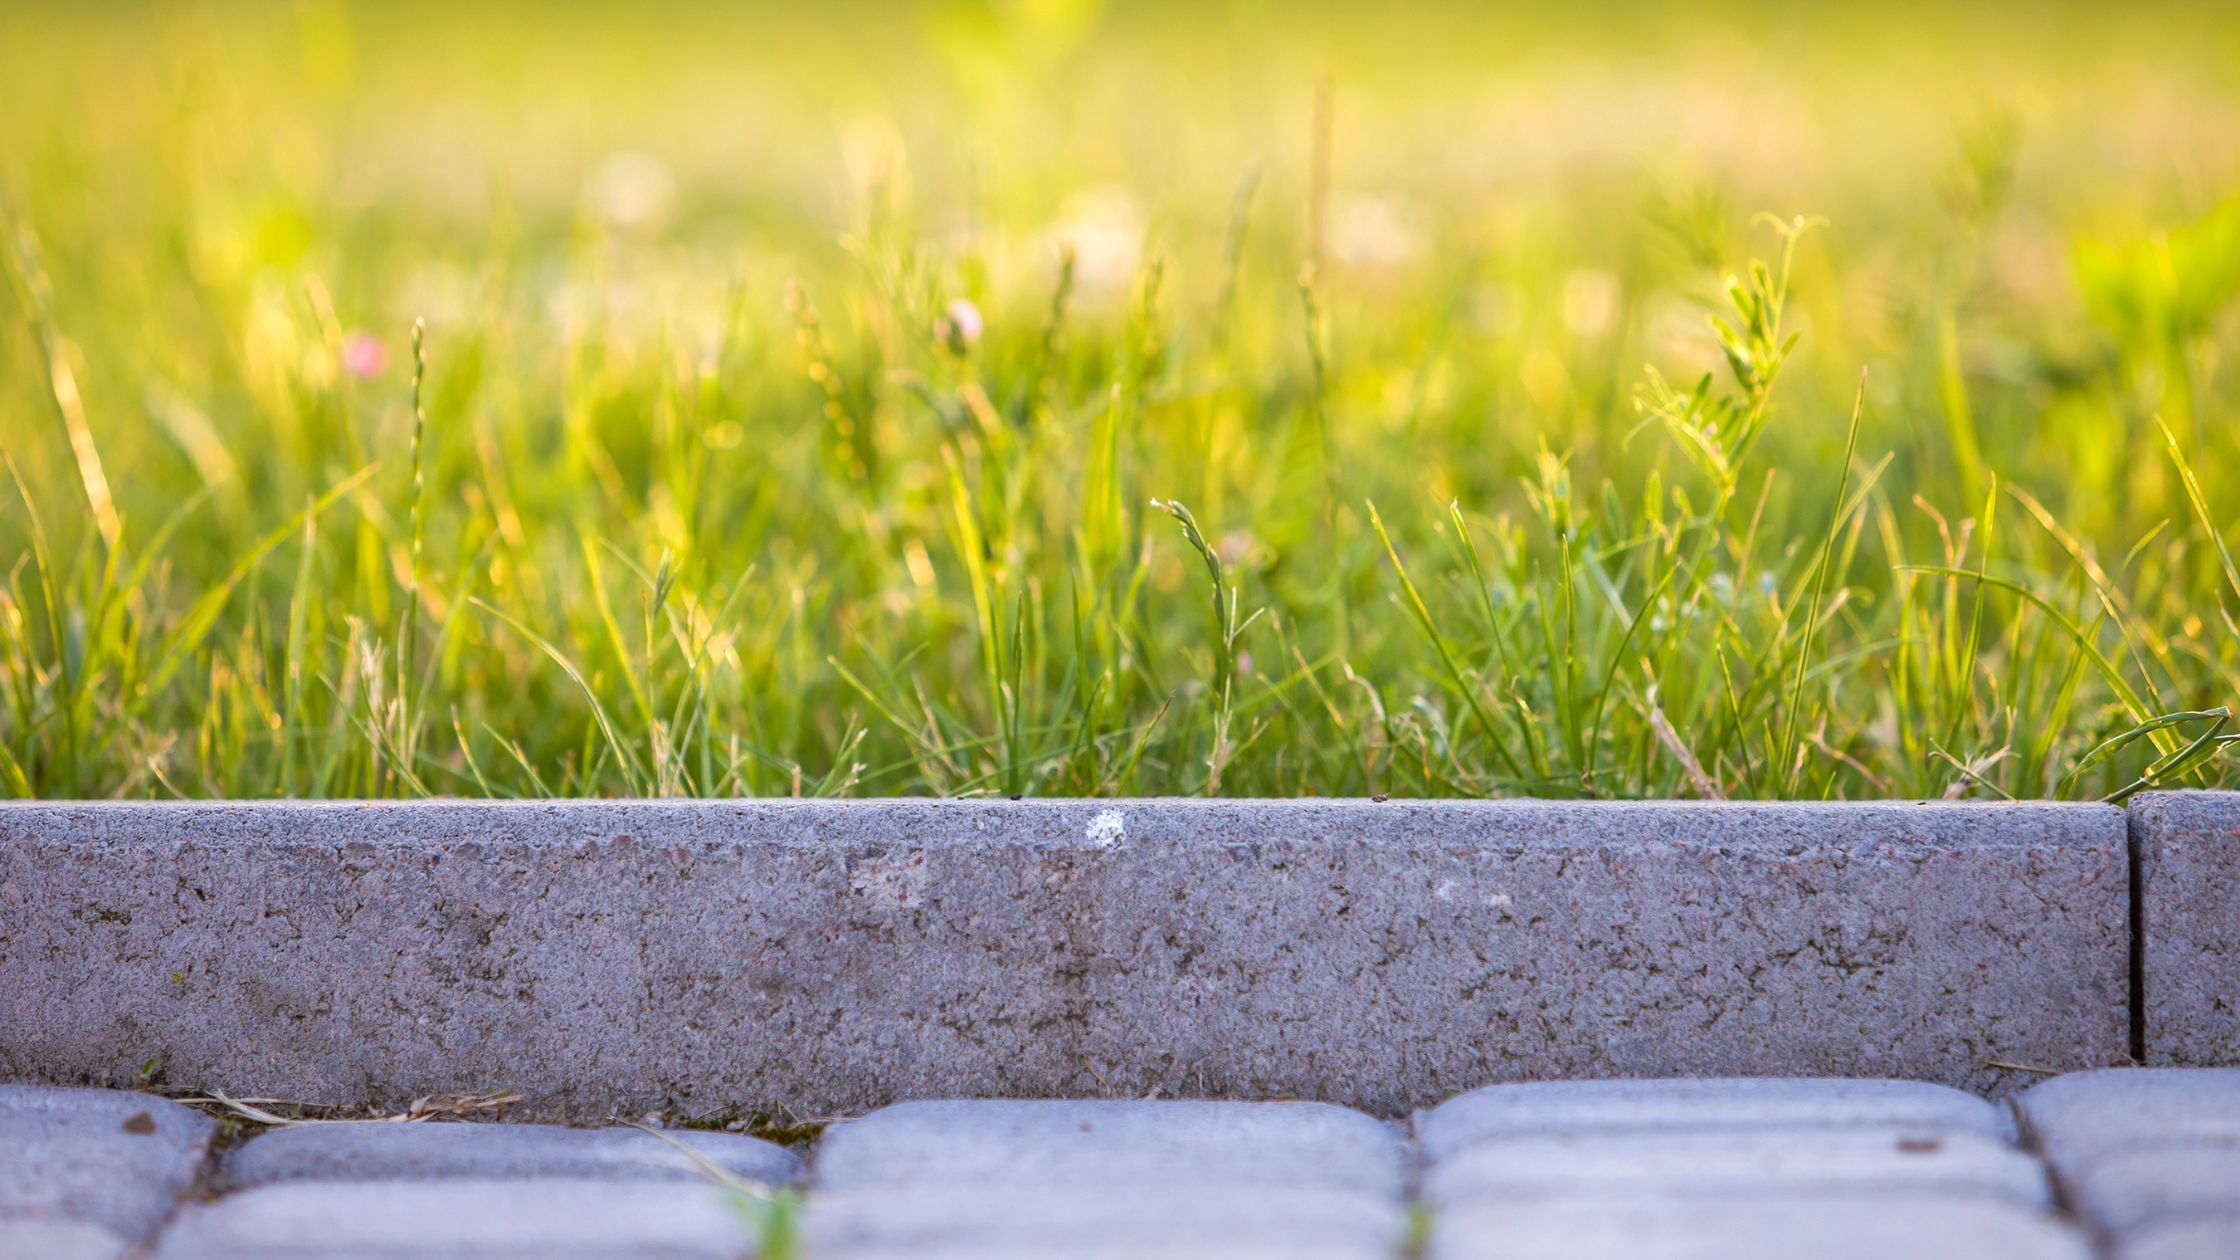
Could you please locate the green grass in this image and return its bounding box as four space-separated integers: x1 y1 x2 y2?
3 0 2239 802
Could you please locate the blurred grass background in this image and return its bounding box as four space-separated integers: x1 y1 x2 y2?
3 0 2239 799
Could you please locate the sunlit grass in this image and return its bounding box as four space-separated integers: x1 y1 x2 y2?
2 0 2238 800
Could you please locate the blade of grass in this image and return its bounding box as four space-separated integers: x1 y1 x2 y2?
1366 500 1523 779
471 597 648 795
1780 371 1865 795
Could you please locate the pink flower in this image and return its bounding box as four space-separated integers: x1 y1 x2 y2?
938 299 983 354
343 332 390 379
946 299 983 343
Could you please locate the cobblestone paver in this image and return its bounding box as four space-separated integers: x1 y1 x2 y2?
222 1120 800 1189
10 1073 2240 1257
2018 1067 2240 1259
0 1085 213 1260
805 1099 1407 1260
1420 1079 2090 1260
160 1120 799 1260
152 1180 761 1260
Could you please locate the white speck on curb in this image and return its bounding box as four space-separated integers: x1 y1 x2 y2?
1088 811 1127 849
1434 879 1459 901
1484 891 1512 907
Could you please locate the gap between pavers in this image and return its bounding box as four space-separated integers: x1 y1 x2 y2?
0 798 2137 1116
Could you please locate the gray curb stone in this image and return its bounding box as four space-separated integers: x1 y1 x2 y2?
805 1099 1406 1260
148 1179 755 1260
0 799 2129 1115
222 1120 801 1190
2130 791 2240 1066
0 1085 214 1259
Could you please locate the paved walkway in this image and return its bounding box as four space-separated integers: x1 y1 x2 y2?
2 1070 2234 1258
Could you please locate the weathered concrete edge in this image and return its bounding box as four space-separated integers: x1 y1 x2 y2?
0 797 2143 1118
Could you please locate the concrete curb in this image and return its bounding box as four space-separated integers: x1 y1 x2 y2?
0 796 2174 1117
2128 791 2240 1067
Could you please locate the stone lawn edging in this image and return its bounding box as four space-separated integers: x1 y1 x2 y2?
0 792 2231 1119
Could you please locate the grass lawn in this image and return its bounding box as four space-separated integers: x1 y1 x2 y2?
2 0 2238 801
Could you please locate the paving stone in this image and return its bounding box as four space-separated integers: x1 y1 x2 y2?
149 1179 759 1260
808 1186 1401 1260
1424 1078 2084 1260
806 1099 1406 1260
2119 1216 2240 1260
0 799 2130 1115
2129 792 2240 1066
0 1085 214 1257
1430 1195 2094 1260
2057 1148 2240 1235
813 1099 1403 1194
2017 1067 2240 1255
223 1120 800 1190
1419 1077 2016 1161
1427 1127 2049 1207
2015 1068 2240 1164
0 1219 135 1260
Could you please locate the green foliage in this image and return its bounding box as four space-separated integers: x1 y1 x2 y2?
2 1 2238 801
733 1186 803 1260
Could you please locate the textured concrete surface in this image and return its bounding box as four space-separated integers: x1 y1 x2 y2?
150 1180 755 1260
0 799 2129 1116
223 1120 800 1190
1423 1078 2083 1260
2131 791 2240 1066
0 1085 214 1258
806 1099 1405 1260
2018 1068 2240 1257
